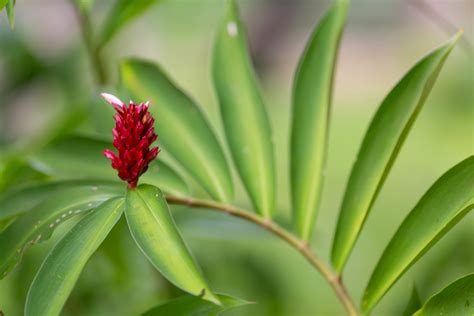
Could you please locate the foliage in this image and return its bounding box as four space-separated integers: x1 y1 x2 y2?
0 0 471 315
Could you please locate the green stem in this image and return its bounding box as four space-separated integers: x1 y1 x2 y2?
166 195 359 316
71 1 108 85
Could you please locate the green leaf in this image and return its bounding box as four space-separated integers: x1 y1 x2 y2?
98 0 161 47
0 184 123 278
25 197 124 316
31 135 188 196
212 0 275 218
5 0 14 29
72 0 95 12
414 274 474 316
121 60 234 202
362 156 474 313
0 0 7 11
0 179 122 223
403 285 422 316
331 32 462 272
125 184 220 304
290 0 348 240
142 293 250 316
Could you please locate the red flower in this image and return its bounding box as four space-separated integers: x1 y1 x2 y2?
101 93 160 188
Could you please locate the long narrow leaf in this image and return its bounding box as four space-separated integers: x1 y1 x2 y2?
362 156 474 313
5 0 14 29
121 60 234 202
212 0 276 218
331 32 462 272
125 184 220 304
31 135 188 196
0 179 121 223
25 197 124 316
0 184 123 278
98 0 161 47
414 274 474 316
143 293 249 316
290 0 348 240
0 0 7 11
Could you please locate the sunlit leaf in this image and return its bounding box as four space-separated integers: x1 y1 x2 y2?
212 0 276 217
0 0 7 11
0 184 123 278
362 156 474 313
25 198 124 316
0 179 122 223
98 0 161 47
331 32 462 272
414 274 474 316
143 293 249 316
121 60 234 202
125 184 220 304
290 0 348 240
403 285 422 316
30 135 188 196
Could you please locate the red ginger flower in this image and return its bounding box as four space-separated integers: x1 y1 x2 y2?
101 93 160 188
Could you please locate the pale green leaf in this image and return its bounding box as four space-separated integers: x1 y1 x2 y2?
125 184 220 304
25 197 124 316
290 0 348 240
73 0 95 12
362 156 474 313
5 0 14 29
0 179 122 222
331 32 462 272
121 60 234 202
142 293 250 316
98 0 161 47
212 0 275 218
30 135 188 196
414 274 474 316
0 184 123 278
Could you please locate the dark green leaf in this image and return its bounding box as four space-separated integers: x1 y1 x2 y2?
414 274 474 316
143 293 249 316
290 0 348 240
0 184 123 278
362 156 474 313
121 60 234 202
30 135 188 196
212 0 276 217
25 197 124 316
125 184 220 304
331 32 462 272
403 285 422 316
98 0 161 47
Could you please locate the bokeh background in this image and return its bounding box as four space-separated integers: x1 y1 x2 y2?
0 0 472 315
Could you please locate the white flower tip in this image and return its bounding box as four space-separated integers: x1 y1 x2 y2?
101 93 124 108
227 21 238 37
144 100 151 107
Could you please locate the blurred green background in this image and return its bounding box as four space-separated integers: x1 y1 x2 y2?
0 0 472 315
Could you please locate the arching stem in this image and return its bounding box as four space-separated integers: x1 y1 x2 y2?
166 195 359 316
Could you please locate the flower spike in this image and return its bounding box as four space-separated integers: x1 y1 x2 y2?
101 93 160 188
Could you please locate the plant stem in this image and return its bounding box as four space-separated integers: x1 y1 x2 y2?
71 2 108 85
166 195 359 316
